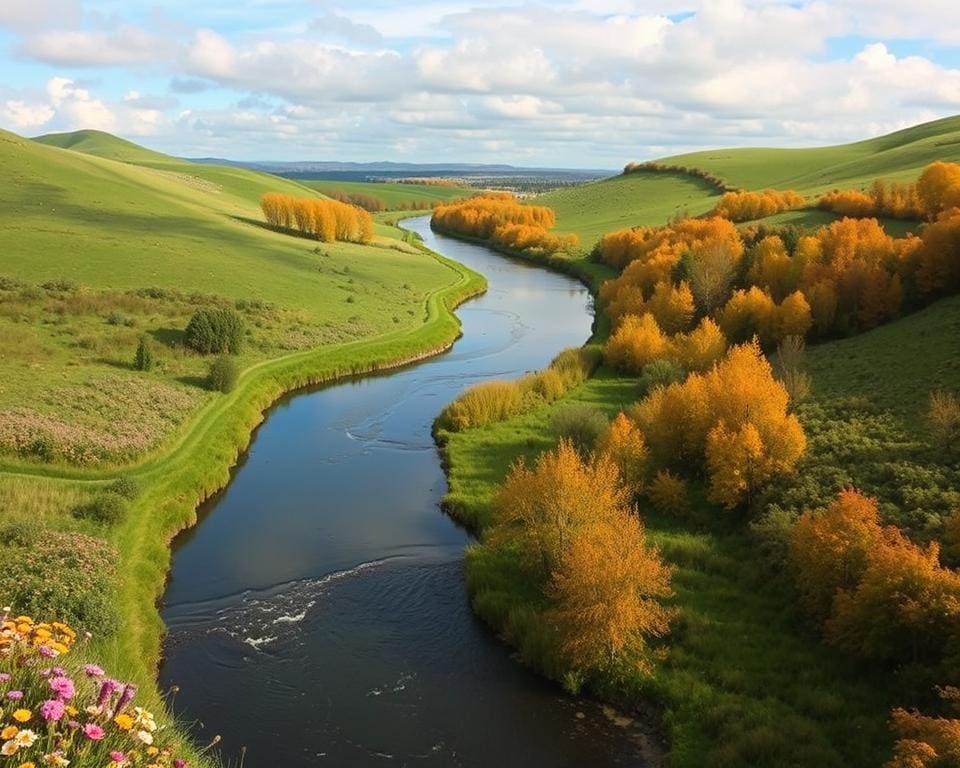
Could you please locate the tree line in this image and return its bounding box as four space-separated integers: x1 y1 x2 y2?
817 162 960 221
260 193 374 243
431 193 579 256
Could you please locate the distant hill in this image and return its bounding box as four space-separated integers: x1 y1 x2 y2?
543 115 960 245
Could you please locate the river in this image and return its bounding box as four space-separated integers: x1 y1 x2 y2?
160 216 652 766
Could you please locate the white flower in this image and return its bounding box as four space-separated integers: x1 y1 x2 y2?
135 729 154 745
14 729 37 747
1 739 19 756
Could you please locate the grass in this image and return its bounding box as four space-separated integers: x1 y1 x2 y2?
540 172 721 247
655 115 960 195
301 178 474 209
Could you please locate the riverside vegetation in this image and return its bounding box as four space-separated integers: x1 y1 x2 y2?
434 122 960 767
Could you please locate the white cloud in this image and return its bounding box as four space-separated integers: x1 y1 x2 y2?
20 26 174 67
1 99 55 129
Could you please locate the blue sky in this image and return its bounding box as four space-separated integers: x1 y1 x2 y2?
1 0 959 167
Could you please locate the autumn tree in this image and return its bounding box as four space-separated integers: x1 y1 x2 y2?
688 238 740 314
548 510 672 673
718 286 777 345
596 413 649 493
645 280 695 334
926 391 960 455
674 316 727 372
646 470 690 516
603 313 672 374
492 440 632 576
887 704 960 768
917 161 960 219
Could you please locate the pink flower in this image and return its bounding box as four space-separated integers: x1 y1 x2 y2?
40 698 65 721
0 673 10 682
38 645 56 658
83 723 105 741
49 675 75 701
6 690 23 701
110 752 126 762
174 760 187 768
83 664 105 678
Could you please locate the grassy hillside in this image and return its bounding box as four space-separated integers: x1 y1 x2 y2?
540 172 720 246
302 178 474 209
657 115 960 194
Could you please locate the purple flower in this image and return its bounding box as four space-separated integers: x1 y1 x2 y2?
49 675 75 701
67 719 80 730
51 666 66 676
97 678 122 708
40 698 65 721
0 672 10 682
38 645 56 658
174 760 187 768
83 723 105 741
115 683 137 713
83 664 105 678
6 690 23 701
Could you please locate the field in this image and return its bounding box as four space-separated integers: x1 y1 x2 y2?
301 178 474 209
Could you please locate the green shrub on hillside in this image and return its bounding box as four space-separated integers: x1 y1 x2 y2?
548 404 608 453
207 355 240 393
133 335 154 371
184 307 244 354
74 492 127 525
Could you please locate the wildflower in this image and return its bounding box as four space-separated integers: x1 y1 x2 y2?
37 647 56 659
13 730 36 748
109 752 126 763
39 700 64 722
48 676 75 701
83 664 104 678
84 705 102 716
66 720 79 731
2 739 18 756
6 690 23 701
19 762 36 768
42 752 69 766
1 725 17 739
12 709 31 722
136 729 154 745
113 713 133 731
146 746 159 756
174 760 187 768
116 684 137 713
82 723 104 741
64 705 77 717
0 673 9 682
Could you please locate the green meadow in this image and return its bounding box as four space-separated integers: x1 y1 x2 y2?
302 178 474 209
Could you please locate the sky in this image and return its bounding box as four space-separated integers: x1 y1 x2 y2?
1 0 960 168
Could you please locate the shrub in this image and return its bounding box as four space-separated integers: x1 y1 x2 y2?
521 368 566 402
207 354 240 393
638 359 686 397
926 391 960 454
73 492 127 525
776 335 811 403
108 476 140 500
647 470 690 516
548 404 608 453
184 307 244 354
133 335 154 371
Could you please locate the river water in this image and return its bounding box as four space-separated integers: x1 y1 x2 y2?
160 216 651 766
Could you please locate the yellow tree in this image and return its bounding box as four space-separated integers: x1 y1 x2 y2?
646 280 695 334
596 413 649 493
675 317 728 372
492 440 632 576
548 510 672 672
603 313 672 374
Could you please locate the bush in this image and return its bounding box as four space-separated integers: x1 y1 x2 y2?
638 359 686 397
108 476 140 500
73 492 127 525
926 390 960 454
548 404 608 453
133 335 154 371
207 354 240 393
184 307 244 354
647 470 690 516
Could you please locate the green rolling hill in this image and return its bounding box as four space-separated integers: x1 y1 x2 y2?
541 115 960 245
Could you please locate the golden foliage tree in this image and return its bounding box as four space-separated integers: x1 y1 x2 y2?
596 413 649 493
674 317 728 372
647 469 690 516
548 511 672 672
603 313 672 374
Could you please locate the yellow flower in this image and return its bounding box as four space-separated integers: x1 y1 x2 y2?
146 746 159 756
13 710 32 723
19 762 36 768
64 706 77 718
1 726 18 740
2 740 19 756
114 713 134 731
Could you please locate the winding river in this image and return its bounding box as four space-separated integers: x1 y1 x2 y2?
160 216 652 766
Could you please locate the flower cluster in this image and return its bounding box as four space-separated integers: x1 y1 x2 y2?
0 610 189 768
